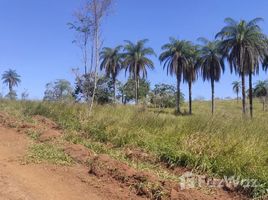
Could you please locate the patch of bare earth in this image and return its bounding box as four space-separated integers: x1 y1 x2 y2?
64 144 94 164
89 154 247 200
0 125 145 200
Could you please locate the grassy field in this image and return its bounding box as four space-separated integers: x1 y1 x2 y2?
1 99 268 197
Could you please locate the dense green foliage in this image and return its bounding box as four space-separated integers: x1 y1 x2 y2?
118 78 150 104
150 83 184 108
73 74 114 104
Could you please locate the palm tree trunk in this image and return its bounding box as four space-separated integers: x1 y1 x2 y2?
241 72 246 115
8 83 12 94
134 62 138 105
176 72 181 114
113 77 116 104
188 81 192 115
137 76 140 103
135 77 138 105
249 70 253 118
236 91 239 103
211 79 215 115
121 90 124 104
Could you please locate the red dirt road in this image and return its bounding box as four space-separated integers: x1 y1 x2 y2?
0 126 141 200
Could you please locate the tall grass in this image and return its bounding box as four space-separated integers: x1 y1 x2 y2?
1 99 268 197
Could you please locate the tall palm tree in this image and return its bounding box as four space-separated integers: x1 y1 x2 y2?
232 81 241 103
197 38 225 115
216 17 268 118
159 38 192 114
123 39 155 104
100 46 123 103
2 69 21 98
183 45 198 115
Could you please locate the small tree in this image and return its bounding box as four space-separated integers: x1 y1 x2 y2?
43 79 73 102
2 69 21 100
73 73 114 104
253 80 268 111
6 90 17 100
118 78 150 104
232 81 241 103
151 83 177 108
21 89 29 100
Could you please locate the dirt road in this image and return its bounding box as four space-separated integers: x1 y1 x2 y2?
0 126 141 200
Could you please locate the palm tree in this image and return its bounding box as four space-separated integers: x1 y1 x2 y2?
183 45 198 115
159 38 192 114
232 81 241 103
197 38 225 115
216 17 268 118
2 69 21 99
253 80 268 111
123 39 155 105
100 46 123 103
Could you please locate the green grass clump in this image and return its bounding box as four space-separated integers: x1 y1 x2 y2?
26 129 41 141
1 99 268 197
27 143 73 165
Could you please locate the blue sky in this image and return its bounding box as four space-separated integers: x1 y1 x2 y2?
1 0 268 99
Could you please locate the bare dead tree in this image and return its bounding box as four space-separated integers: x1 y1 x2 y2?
68 6 92 75
70 0 112 114
85 0 113 114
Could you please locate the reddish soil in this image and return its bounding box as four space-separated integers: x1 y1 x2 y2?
64 143 94 164
89 154 247 200
33 115 60 129
0 126 144 200
125 147 156 163
38 129 62 142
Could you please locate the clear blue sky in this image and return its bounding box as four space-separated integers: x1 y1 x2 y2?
1 0 268 100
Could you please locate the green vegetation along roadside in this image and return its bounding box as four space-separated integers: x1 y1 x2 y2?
0 99 267 198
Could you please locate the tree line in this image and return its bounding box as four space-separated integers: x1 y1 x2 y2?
91 17 268 118
66 1 268 118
